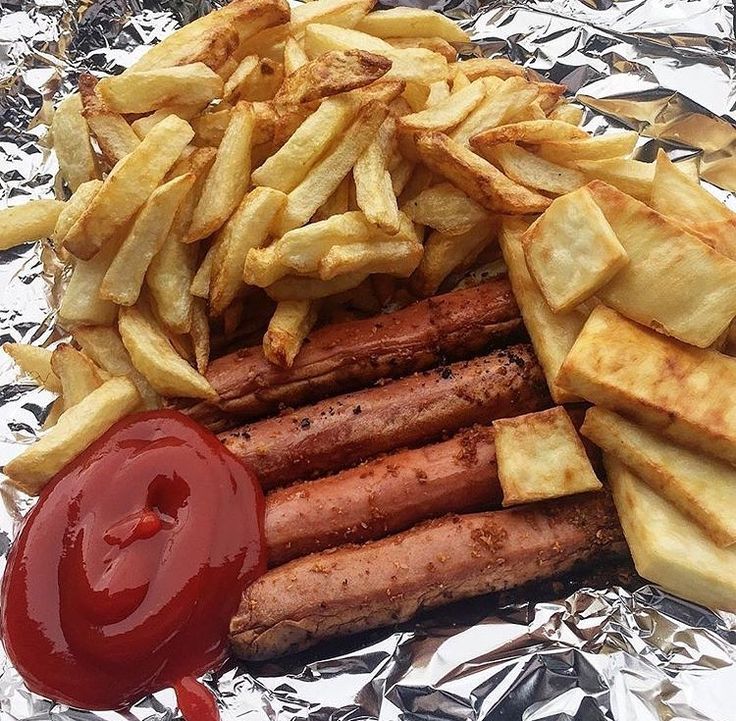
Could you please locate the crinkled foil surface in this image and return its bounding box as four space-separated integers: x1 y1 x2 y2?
2 0 736 719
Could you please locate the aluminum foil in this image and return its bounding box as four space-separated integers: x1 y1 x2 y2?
2 0 736 719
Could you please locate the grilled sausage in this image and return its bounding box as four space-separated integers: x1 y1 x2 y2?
190 277 522 429
231 493 625 660
221 343 550 489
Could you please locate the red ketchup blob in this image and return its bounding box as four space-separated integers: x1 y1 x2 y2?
1 410 266 721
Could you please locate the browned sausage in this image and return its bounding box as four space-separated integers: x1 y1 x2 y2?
190 277 522 429
221 343 550 489
230 492 625 660
265 425 500 566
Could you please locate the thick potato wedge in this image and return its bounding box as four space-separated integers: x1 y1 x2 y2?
0 200 65 250
50 344 104 410
547 102 584 125
100 173 194 306
73 325 160 409
97 63 223 114
522 186 628 312
588 180 736 347
3 343 61 392
210 186 287 316
118 307 217 400
291 0 374 35
557 305 736 465
583 407 736 547
263 300 320 368
4 376 140 495
499 217 585 403
187 102 254 242
537 131 638 164
470 119 587 148
63 114 193 260
607 456 736 613
356 7 468 42
51 94 99 191
495 407 601 506
574 157 654 201
52 180 102 250
416 131 551 214
402 182 489 235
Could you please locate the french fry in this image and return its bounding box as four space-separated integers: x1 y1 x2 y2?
389 157 414 196
582 407 736 547
557 305 736 465
536 131 638 164
451 70 471 92
228 58 284 102
191 105 233 146
547 102 584 125
78 74 141 165
416 131 551 214
451 76 534 146
43 399 64 430
291 0 375 35
210 186 287 316
128 0 290 72
73 325 160 410
190 298 210 374
97 63 223 114
190 242 219 298
499 217 585 403
284 37 309 75
303 24 448 85
50 344 104 410
265 271 370 301
222 56 260 101
239 24 289 63
318 234 422 280
3 343 61 392
412 221 497 296
607 456 736 613
510 100 545 122
313 175 352 220
587 180 736 347
100 173 194 306
275 100 389 234
402 82 429 112
130 102 209 138
0 200 65 250
356 7 469 42
522 186 628 312
188 102 254 242
402 182 489 235
263 300 320 367
118 307 217 400
470 119 588 148
274 50 391 106
4 376 141 495
387 36 457 63
480 143 586 196
573 158 654 201
495 407 601 506
64 114 193 260
52 180 102 250
354 116 400 234
425 80 451 107
51 94 99 191
449 57 526 81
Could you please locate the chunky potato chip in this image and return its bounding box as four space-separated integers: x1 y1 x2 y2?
398 77 487 132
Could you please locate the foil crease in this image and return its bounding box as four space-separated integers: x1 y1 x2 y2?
2 0 736 719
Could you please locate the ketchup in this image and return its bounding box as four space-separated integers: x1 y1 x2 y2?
1 410 266 720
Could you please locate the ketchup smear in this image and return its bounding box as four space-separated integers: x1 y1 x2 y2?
1 410 266 721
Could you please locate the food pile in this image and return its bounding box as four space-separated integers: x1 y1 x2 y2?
1 0 736 661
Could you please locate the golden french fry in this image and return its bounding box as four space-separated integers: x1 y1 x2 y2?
510 100 545 122
387 36 456 62
275 100 389 234
583 407 736 547
43 398 64 430
291 0 375 35
253 96 356 193
230 58 284 102
522 186 628 312
78 73 141 165
607 455 736 613
3 343 61 392
356 7 468 41
536 131 638 164
266 271 370 301
263 300 320 367
118 307 217 400
0 200 65 250
402 182 489 235
587 180 736 347
499 217 584 403
210 186 287 316
222 56 260 100
100 173 194 306
412 221 496 297
402 82 429 112
495 407 601 507
558 305 736 465
573 157 654 201
64 114 193 260
547 102 584 125
130 102 209 138
389 157 414 196
284 37 309 75
480 143 586 195
313 175 352 221
451 70 471 92
470 119 588 148
318 235 422 280
416 131 551 214
190 298 210 374
191 106 233 146
354 116 400 234
52 180 102 250
425 80 450 107
50 343 104 410
449 57 526 81
187 102 254 242
97 63 223 114
51 94 99 191
73 325 160 409
5 376 140 495
190 242 219 298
